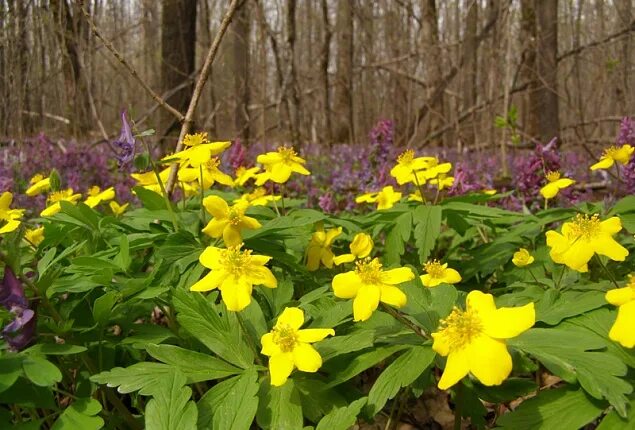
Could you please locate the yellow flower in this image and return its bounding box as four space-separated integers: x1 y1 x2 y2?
0 192 24 234
590 145 634 170
84 186 115 208
333 232 374 265
261 307 334 386
24 226 45 246
234 166 261 187
131 168 171 194
429 175 455 191
432 290 535 390
390 150 436 185
177 157 234 189
482 189 497 196
163 139 232 168
234 187 281 206
414 160 453 182
255 146 310 185
546 214 628 272
539 171 575 199
332 257 414 321
306 224 342 271
41 189 81 217
420 260 461 288
355 186 402 210
26 174 51 196
605 275 635 348
190 245 277 311
182 132 210 147
408 190 424 202
201 196 261 246
512 248 534 267
109 201 129 216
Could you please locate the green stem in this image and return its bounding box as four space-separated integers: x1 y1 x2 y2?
140 137 179 231
453 383 463 430
279 184 287 215
555 265 566 290
594 255 620 289
236 312 264 366
381 304 429 340
412 170 426 204
527 268 546 289
199 165 206 223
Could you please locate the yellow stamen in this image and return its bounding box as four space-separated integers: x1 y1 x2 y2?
219 245 252 275
568 214 601 240
355 258 383 284
545 171 561 182
277 146 298 161
424 259 445 278
437 306 483 352
272 323 299 352
397 149 415 166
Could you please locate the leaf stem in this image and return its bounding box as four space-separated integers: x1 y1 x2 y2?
380 304 429 340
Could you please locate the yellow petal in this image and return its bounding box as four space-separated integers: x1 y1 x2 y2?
257 152 283 165
381 267 415 285
467 335 513 386
246 266 277 289
609 301 635 348
199 247 223 269
306 246 322 271
219 277 253 311
292 343 323 372
222 225 243 247
466 290 497 315
297 328 335 343
269 164 293 183
291 163 311 176
441 268 462 284
261 333 281 356
41 202 61 217
379 285 407 308
437 348 470 390
350 233 373 258
277 307 305 330
239 216 262 230
190 270 225 292
332 271 362 298
432 331 451 356
605 287 635 306
353 285 380 322
269 352 295 386
420 274 441 288
540 183 560 199
321 249 335 269
590 157 614 170
481 302 535 339
592 236 628 262
203 195 229 219
600 217 623 235
333 254 355 265
202 219 227 238
325 227 343 245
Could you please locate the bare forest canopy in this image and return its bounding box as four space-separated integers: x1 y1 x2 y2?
0 0 633 151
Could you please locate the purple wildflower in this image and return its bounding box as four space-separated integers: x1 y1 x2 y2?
1 267 35 350
617 117 635 193
228 139 246 170
112 110 137 167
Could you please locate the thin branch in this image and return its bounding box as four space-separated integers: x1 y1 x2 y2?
165 0 243 194
78 3 185 123
557 20 635 62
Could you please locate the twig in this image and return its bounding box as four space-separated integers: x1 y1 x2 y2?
557 20 635 62
78 3 185 123
165 0 243 194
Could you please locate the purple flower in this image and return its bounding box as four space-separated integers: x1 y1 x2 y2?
228 139 246 170
112 110 137 167
1 267 35 350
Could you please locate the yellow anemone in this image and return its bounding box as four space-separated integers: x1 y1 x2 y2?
261 307 334 386
355 186 402 210
332 257 414 321
234 166 261 187
177 157 234 189
190 245 277 311
131 168 171 194
234 187 281 206
26 174 51 196
109 201 129 216
333 232 374 265
432 290 535 389
390 150 436 185
0 192 24 234
590 145 634 170
605 275 635 348
545 214 628 272
84 186 115 208
201 196 261 246
41 189 82 217
24 226 45 246
420 260 461 288
255 146 310 185
539 171 575 199
512 248 534 267
163 140 232 168
306 224 342 271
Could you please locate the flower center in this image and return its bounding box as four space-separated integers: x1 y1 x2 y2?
277 146 297 162
568 214 601 241
545 171 561 182
219 246 252 275
88 186 101 196
424 260 445 279
603 146 620 159
355 258 383 284
183 132 208 147
397 149 415 166
272 323 299 353
30 174 44 185
205 157 220 170
437 306 483 352
227 206 245 225
48 190 71 204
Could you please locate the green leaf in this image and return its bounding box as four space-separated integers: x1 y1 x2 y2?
470 378 537 404
0 378 56 409
316 397 367 430
51 398 104 430
257 379 303 430
384 212 412 265
145 369 197 430
0 356 23 393
510 327 632 415
413 205 442 263
608 196 635 215
90 362 174 395
134 186 167 210
315 329 376 361
197 369 259 430
146 344 241 382
22 356 62 387
495 387 605 429
113 235 131 271
365 346 435 417
93 291 118 326
172 289 254 368
597 396 635 429
536 290 607 325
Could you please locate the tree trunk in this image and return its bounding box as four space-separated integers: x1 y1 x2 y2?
333 0 353 144
461 0 479 148
320 0 332 144
232 0 250 140
420 0 445 146
535 0 560 143
519 0 539 139
160 0 196 142
286 0 300 145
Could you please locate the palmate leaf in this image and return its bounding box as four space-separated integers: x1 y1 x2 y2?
496 387 605 430
145 344 242 382
316 397 367 430
412 205 442 263
384 211 412 265
145 369 197 430
509 325 632 416
256 379 303 430
90 362 175 395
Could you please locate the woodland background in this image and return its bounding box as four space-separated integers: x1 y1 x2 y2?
0 0 633 157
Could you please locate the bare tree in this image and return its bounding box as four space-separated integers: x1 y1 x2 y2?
535 0 560 142
333 0 354 143
232 0 251 140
